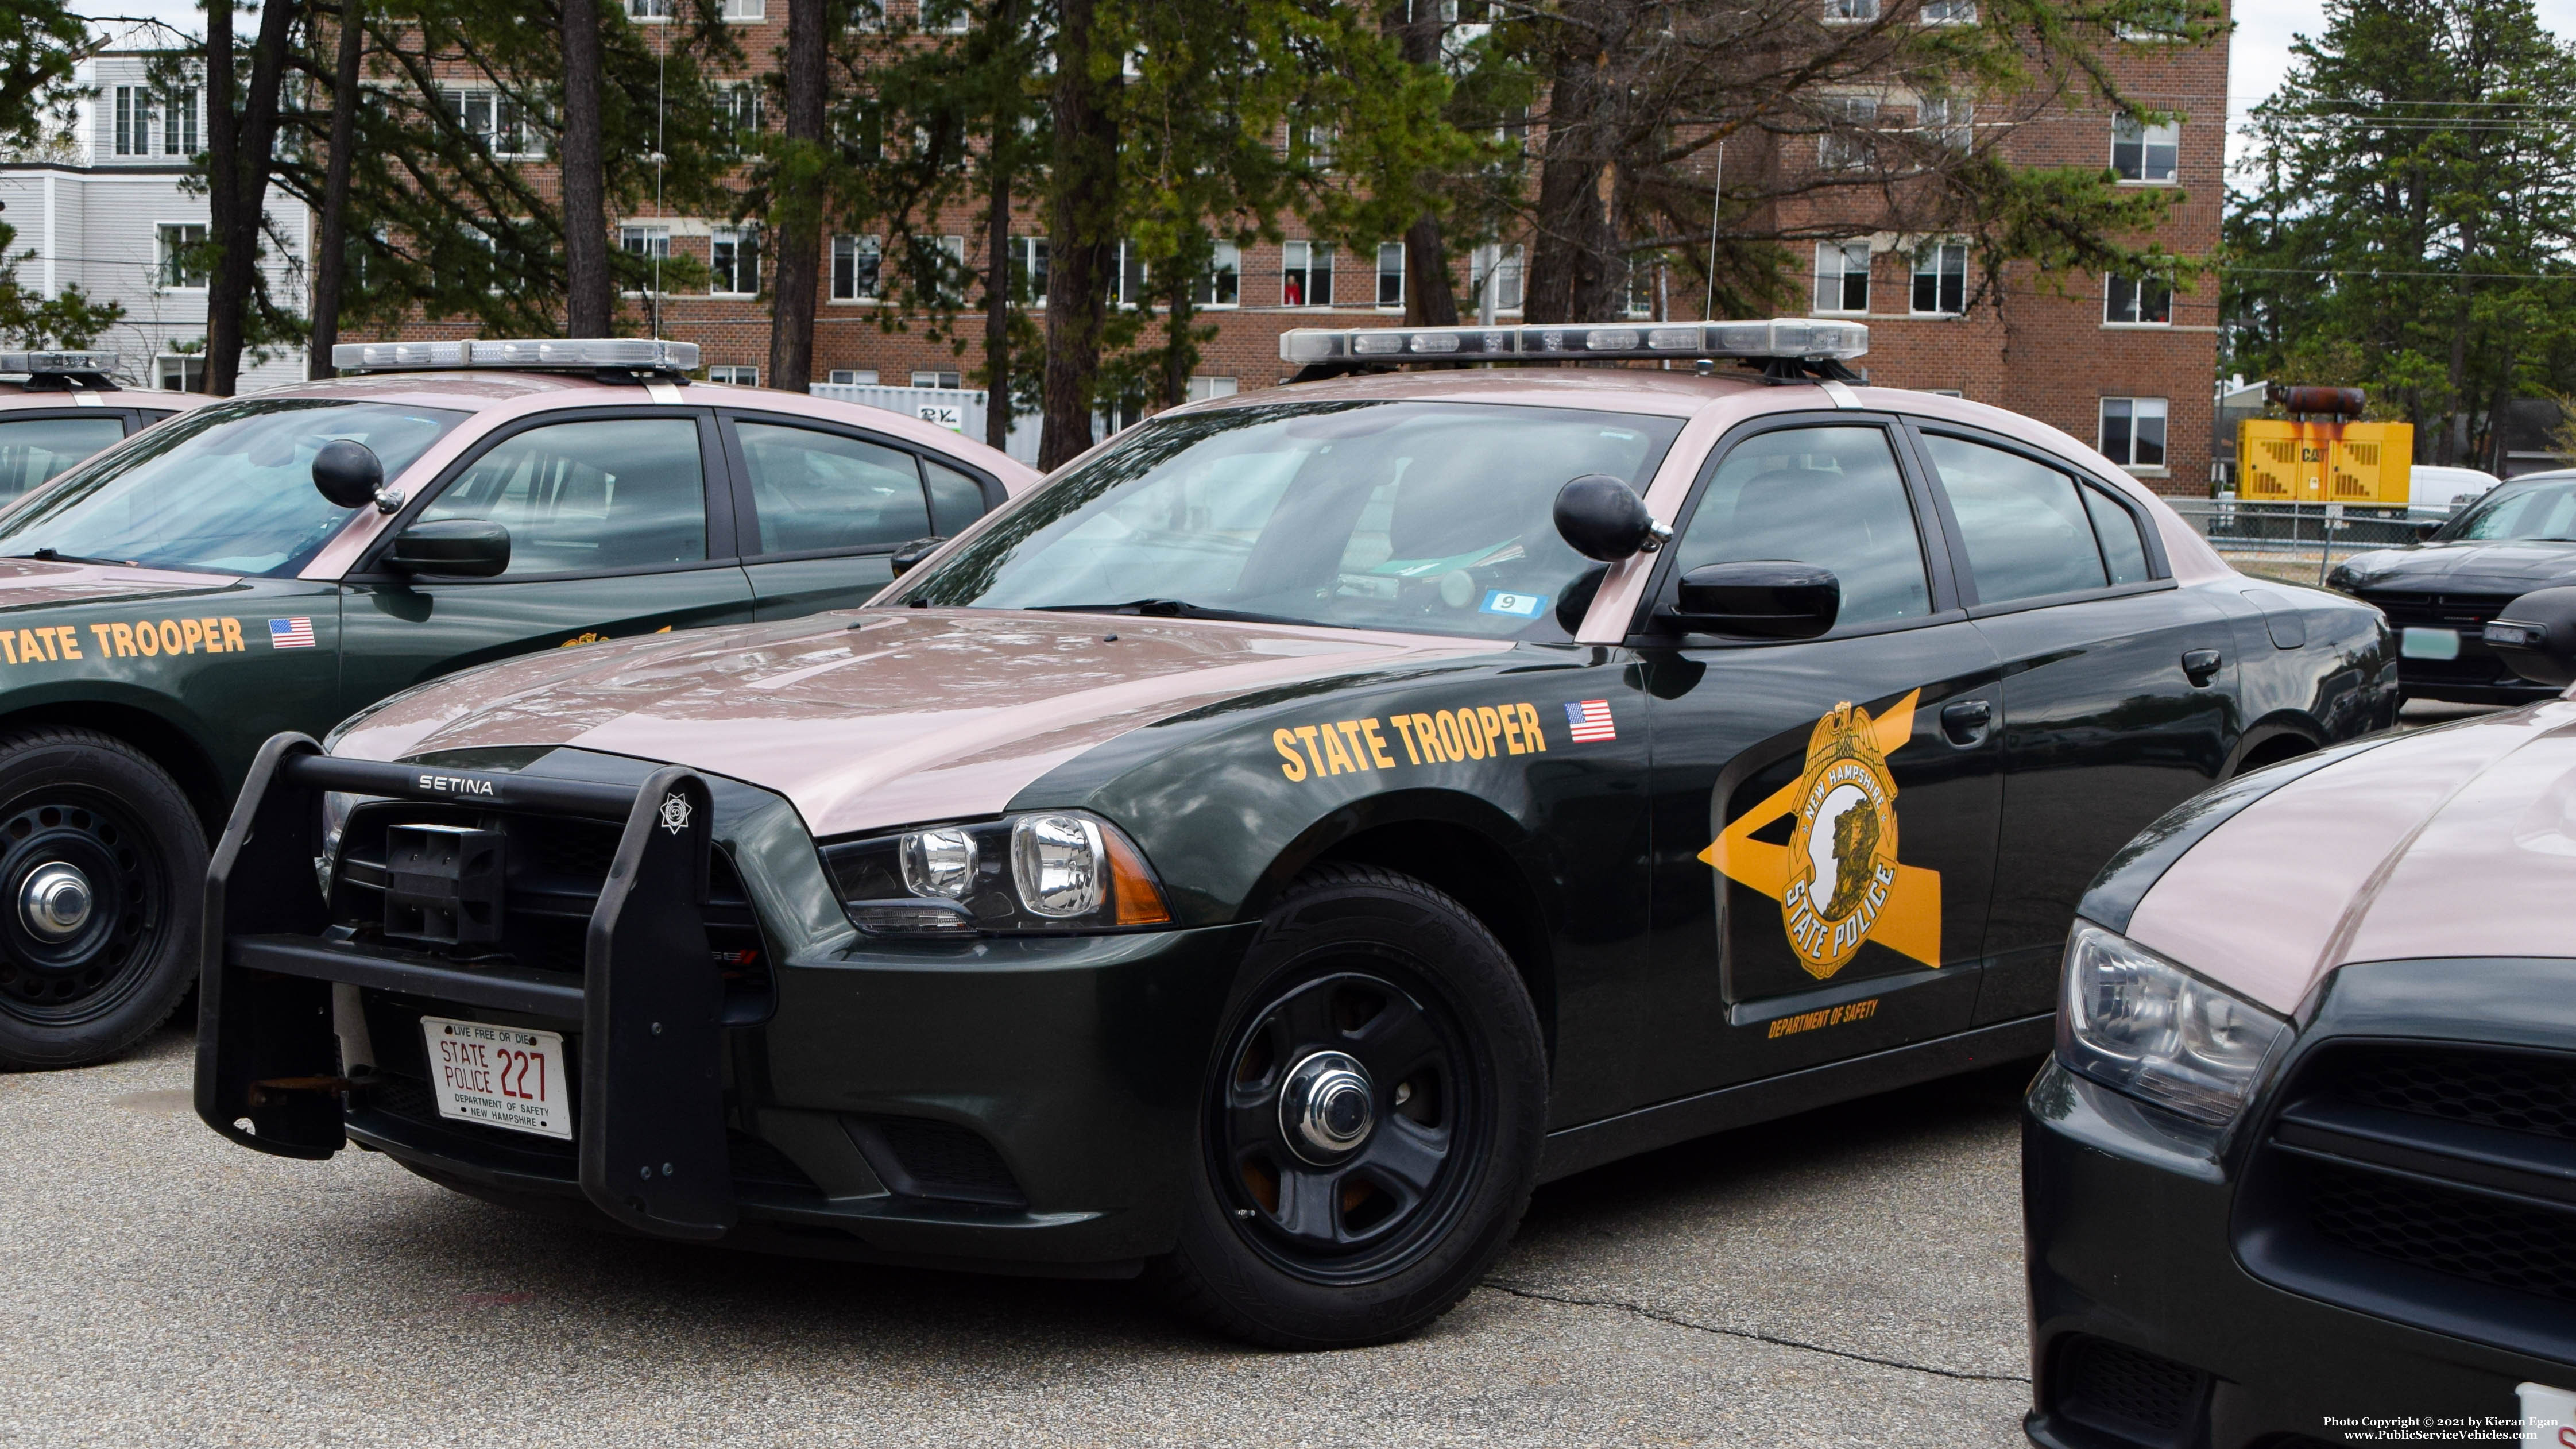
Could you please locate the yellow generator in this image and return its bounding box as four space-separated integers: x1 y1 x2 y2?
2237 419 2416 504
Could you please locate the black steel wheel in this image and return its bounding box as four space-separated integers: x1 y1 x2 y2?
1158 863 1546 1348
0 728 204 1069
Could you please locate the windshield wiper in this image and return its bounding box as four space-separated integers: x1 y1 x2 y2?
1028 598 1302 624
6 548 136 567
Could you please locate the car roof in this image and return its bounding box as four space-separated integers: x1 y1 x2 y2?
0 384 216 413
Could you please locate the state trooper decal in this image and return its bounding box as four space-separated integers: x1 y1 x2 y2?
1701 690 1943 980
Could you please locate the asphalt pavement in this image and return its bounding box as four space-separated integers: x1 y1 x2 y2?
0 1028 2040 1447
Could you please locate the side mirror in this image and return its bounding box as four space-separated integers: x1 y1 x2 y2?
1553 475 1668 562
2485 585 2576 687
312 439 384 509
889 535 945 577
388 520 511 578
2413 520 2442 542
1667 560 1840 640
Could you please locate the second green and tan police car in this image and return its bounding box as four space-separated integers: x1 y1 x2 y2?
198 319 2391 1348
0 339 1030 1068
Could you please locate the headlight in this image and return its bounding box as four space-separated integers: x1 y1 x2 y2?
822 810 1170 937
318 789 371 898
2059 921 2290 1125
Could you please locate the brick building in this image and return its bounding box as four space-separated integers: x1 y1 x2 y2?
394 1 2227 493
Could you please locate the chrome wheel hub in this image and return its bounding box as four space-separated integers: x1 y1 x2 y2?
19 863 92 942
1280 1050 1375 1163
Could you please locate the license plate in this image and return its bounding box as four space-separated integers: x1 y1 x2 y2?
2401 625 2463 660
419 1016 570 1140
2522 1382 2575 1448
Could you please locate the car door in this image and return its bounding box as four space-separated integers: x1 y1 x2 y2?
0 411 137 505
1634 416 2005 1107
1908 423 2240 1023
721 414 1004 621
334 408 756 716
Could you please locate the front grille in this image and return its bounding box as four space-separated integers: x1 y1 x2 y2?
2053 1336 2204 1447
2238 1043 2576 1350
2353 589 2511 630
2335 1047 2576 1142
331 799 771 1008
2306 1162 2576 1305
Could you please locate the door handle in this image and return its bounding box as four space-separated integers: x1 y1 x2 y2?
1939 698 1992 745
2182 648 2223 686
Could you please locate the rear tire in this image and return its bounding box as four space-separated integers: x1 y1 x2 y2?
1154 863 1546 1348
0 728 204 1069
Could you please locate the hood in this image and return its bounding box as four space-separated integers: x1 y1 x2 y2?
2124 700 2576 1014
2338 539 2576 593
334 608 1511 839
0 558 242 609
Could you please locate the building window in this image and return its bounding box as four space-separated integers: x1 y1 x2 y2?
934 234 968 306
1920 0 1976 21
1818 95 1879 169
1624 256 1659 318
2099 397 2168 470
1289 118 1336 169
1919 97 1972 151
449 89 532 157
1376 242 1405 309
1814 241 1870 314
626 0 675 16
831 234 883 301
162 87 198 156
911 370 962 389
2116 9 2188 41
114 87 151 156
1469 244 1523 314
1195 240 1240 307
2110 116 2179 183
719 83 763 142
707 365 759 385
1186 376 1239 403
711 228 760 295
1824 0 1880 20
156 223 208 289
720 0 765 18
920 0 971 31
1911 240 1966 315
620 225 671 260
826 369 879 385
155 355 206 392
1006 235 1049 303
1283 241 1333 307
2104 273 2172 325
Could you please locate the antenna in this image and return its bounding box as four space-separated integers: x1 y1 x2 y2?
649 10 668 339
1703 143 1723 322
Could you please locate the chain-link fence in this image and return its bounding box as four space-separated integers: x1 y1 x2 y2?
2163 498 2448 586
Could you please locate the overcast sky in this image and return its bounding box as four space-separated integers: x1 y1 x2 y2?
95 1 2576 179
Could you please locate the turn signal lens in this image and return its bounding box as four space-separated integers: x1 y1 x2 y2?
2059 922 2289 1125
1104 828 1172 925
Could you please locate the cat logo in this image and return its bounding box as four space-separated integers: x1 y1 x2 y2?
1700 690 1942 980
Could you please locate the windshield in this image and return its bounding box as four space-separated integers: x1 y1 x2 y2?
0 398 466 575
892 400 1686 640
2439 477 2576 542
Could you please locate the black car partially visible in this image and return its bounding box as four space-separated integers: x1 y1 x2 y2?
2329 470 2576 704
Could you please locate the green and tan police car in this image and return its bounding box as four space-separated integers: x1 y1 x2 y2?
202 320 2393 1347
0 339 1031 1068
1 350 208 504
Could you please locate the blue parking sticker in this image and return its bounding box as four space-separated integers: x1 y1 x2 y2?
1480 590 1549 618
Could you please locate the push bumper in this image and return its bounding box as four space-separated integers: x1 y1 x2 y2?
2022 1060 2574 1449
196 735 1252 1272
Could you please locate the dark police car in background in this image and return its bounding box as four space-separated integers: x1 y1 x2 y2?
2331 469 2576 705
200 319 2395 1347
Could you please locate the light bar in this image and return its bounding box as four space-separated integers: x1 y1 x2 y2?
0 350 120 376
1279 319 1867 367
331 338 702 373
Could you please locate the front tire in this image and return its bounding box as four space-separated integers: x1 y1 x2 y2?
1156 863 1546 1348
0 728 205 1069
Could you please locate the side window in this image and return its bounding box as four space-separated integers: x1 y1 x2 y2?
420 417 709 575
923 458 988 535
0 416 128 501
2084 485 2151 584
1921 434 2108 605
737 422 931 555
1675 425 1932 628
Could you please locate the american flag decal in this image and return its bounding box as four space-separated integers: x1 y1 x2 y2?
268 617 316 650
1564 698 1616 743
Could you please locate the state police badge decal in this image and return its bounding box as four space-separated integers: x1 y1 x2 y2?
1701 690 1943 981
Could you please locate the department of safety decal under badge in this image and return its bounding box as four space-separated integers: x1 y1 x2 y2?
1698 690 1941 980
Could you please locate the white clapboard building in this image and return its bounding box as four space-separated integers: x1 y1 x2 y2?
0 38 308 391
